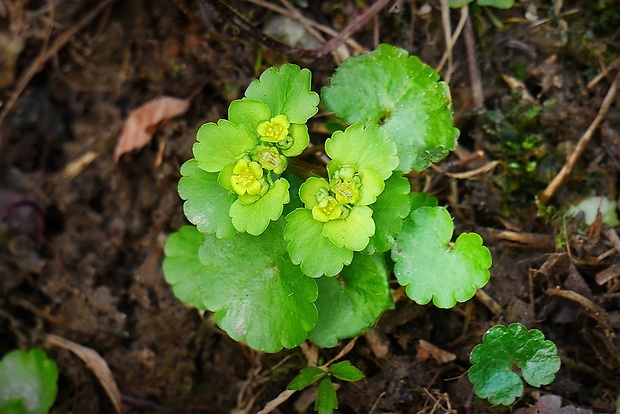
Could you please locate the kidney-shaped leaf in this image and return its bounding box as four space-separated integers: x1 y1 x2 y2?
285 208 353 278
197 220 318 353
245 63 319 124
163 226 209 310
178 159 237 239
310 253 394 347
0 348 58 414
365 173 411 254
321 44 459 173
325 123 398 180
391 206 491 308
163 223 318 352
469 323 561 406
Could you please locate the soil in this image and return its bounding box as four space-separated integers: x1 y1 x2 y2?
1 1 619 413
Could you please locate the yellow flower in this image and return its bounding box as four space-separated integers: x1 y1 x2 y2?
230 159 266 196
331 166 361 205
257 115 290 143
312 196 343 222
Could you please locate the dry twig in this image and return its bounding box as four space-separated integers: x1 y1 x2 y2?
436 5 469 76
190 0 389 59
539 72 620 205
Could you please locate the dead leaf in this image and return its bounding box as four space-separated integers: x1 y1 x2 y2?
416 339 456 364
114 96 189 163
45 333 122 414
365 330 391 359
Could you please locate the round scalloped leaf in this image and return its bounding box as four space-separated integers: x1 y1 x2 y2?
0 348 58 414
197 221 318 353
410 192 438 212
469 323 561 406
321 44 459 173
228 98 271 136
391 206 491 308
193 119 257 172
281 123 310 157
310 253 393 348
365 173 411 254
229 178 290 235
178 159 237 239
162 226 209 310
245 64 319 124
322 206 375 251
285 208 353 277
325 123 398 179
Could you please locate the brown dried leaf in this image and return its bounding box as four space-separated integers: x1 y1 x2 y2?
45 333 122 414
114 96 189 163
416 339 456 364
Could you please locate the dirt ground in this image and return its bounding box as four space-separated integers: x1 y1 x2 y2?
1 0 619 413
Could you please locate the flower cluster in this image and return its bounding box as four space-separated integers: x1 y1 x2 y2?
189 64 319 235
285 123 400 276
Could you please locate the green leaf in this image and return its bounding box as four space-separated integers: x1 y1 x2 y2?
321 44 459 173
477 0 515 9
285 209 353 277
281 123 310 157
310 253 393 347
197 221 318 352
449 0 474 7
321 206 375 251
245 64 319 124
229 178 290 235
329 361 364 382
193 119 258 172
325 123 398 179
299 177 330 209
287 368 327 390
315 378 338 414
178 159 237 239
468 323 561 406
228 98 271 135
162 226 209 310
410 192 438 212
0 348 58 414
391 206 491 308
355 168 385 206
365 173 411 254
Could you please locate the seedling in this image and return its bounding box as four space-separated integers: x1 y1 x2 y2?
0 348 58 414
163 44 494 409
468 323 561 406
287 360 364 414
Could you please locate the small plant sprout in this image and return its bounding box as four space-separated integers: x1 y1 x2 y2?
287 360 364 414
468 323 561 406
0 348 59 414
